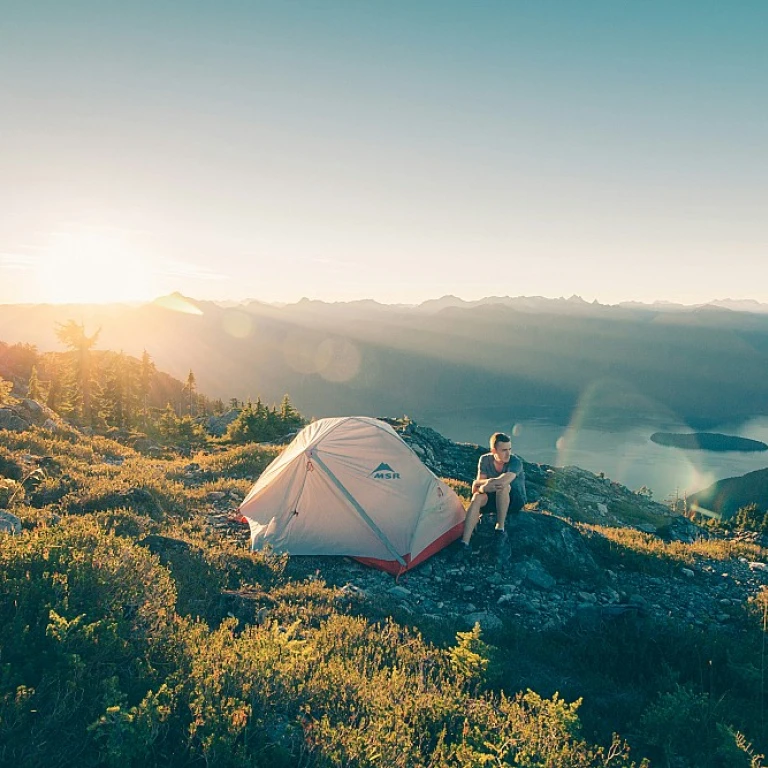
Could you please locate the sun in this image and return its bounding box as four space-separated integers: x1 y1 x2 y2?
35 227 160 304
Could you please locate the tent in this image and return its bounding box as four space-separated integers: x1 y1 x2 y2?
238 416 466 574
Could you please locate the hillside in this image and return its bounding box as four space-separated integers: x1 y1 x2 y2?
2 405 768 766
689 466 768 519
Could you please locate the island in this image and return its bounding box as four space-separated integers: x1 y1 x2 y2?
650 432 768 452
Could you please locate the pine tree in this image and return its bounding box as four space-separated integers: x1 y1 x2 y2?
138 350 156 427
183 369 196 416
27 365 46 402
55 321 100 426
279 393 303 430
157 403 180 442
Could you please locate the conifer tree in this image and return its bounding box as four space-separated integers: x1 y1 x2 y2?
27 365 46 402
138 349 156 427
279 393 303 430
55 320 100 426
183 369 196 416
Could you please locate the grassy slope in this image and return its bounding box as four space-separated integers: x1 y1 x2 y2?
1 427 767 767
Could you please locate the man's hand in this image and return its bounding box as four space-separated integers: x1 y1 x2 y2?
480 473 516 493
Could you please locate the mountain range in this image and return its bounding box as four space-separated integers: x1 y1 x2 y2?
2 293 768 427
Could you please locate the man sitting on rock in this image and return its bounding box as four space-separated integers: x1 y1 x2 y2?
458 432 526 559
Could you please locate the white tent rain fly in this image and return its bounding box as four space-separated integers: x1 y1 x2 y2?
239 416 466 575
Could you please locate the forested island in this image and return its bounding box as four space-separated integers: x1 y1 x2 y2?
650 431 768 452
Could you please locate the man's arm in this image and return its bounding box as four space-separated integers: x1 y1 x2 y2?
471 473 489 494
474 472 517 493
483 471 516 491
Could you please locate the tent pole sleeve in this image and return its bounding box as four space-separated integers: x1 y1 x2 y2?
310 453 406 567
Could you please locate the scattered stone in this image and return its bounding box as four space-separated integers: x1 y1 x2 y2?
0 510 22 535
682 568 695 578
388 586 412 600
339 584 366 599
463 611 503 631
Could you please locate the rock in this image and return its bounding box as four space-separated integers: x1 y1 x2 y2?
570 603 642 631
206 410 241 436
596 503 609 516
463 611 503 631
682 568 695 578
636 523 658 534
132 437 162 453
520 560 556 591
339 584 366 599
749 562 768 571
0 409 30 432
0 510 22 535
388 586 412 600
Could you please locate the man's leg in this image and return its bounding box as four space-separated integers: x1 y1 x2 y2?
494 485 510 531
461 493 487 545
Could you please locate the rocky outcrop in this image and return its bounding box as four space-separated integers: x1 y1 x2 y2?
0 409 29 432
206 417 765 637
0 399 71 434
206 409 241 437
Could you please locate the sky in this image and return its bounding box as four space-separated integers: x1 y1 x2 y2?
1 1 766 306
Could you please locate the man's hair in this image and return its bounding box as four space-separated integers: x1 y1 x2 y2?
490 432 511 450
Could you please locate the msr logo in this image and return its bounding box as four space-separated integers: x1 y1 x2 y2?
370 462 400 480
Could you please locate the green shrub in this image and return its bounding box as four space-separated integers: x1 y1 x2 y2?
639 685 760 767
0 517 179 766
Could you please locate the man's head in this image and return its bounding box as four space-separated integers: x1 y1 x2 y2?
490 432 512 462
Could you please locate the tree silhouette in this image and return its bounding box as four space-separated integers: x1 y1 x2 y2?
55 321 100 426
27 365 46 402
138 350 156 427
183 369 196 416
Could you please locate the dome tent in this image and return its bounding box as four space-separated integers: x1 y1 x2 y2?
239 416 466 575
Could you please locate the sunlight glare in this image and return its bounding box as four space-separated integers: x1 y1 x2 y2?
36 228 159 304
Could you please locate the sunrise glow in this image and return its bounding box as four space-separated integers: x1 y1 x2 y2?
33 228 159 305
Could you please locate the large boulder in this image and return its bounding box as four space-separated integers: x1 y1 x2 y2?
504 511 600 580
206 410 241 437
0 408 29 432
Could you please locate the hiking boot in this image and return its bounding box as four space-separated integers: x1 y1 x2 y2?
455 541 472 563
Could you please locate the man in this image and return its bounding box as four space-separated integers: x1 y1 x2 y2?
458 432 526 557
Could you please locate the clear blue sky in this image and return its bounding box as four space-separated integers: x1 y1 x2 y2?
1 1 766 305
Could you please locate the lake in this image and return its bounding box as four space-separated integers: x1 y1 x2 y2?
422 411 768 504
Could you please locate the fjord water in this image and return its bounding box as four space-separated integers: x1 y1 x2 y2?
424 412 768 503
